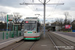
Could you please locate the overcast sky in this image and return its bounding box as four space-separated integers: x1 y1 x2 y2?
0 0 75 23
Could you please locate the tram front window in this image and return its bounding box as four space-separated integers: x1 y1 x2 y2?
24 24 36 31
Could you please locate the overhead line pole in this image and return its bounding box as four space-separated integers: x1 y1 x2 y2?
43 0 46 37
20 0 64 37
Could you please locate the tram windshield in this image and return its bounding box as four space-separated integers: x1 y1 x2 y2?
24 21 36 31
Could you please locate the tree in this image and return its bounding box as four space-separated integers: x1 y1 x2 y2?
13 13 22 23
0 12 7 22
55 18 64 28
64 12 70 24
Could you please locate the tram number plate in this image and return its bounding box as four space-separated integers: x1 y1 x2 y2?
28 32 32 33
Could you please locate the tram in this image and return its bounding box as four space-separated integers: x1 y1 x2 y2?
23 17 41 40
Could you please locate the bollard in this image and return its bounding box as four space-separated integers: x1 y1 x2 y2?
20 31 21 36
12 32 14 38
19 31 21 36
11 32 13 38
6 32 8 39
9 31 11 38
3 32 4 39
16 31 18 37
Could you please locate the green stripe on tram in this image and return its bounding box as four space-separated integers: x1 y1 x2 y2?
28 32 32 33
24 37 40 40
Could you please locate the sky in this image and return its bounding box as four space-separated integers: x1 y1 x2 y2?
0 0 75 23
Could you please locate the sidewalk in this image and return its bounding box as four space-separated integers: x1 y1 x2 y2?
0 36 22 43
52 32 75 43
0 36 23 49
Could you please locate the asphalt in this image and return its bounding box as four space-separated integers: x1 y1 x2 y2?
52 32 75 43
30 33 56 50
55 32 75 37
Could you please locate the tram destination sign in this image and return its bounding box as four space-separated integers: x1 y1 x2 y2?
25 21 36 23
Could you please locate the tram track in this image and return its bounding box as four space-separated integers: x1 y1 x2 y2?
0 40 24 50
29 33 43 50
47 32 59 50
1 40 37 50
51 32 75 46
29 41 36 50
11 41 24 50
50 32 75 50
11 41 37 50
47 32 74 50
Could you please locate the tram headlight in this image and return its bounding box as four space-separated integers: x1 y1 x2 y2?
33 31 36 33
25 31 27 33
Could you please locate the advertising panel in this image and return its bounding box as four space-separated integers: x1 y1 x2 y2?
65 25 71 29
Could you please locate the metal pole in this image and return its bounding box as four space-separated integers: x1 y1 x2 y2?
43 0 46 37
13 23 14 37
65 15 67 24
6 15 8 39
3 32 4 39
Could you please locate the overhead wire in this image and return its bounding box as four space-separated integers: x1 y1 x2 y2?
38 0 43 3
23 0 36 11
46 0 50 3
51 0 61 14
46 0 61 23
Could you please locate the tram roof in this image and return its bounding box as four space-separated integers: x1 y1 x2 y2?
24 17 39 21
24 19 38 21
26 17 38 19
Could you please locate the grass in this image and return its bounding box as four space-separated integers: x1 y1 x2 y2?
63 30 72 32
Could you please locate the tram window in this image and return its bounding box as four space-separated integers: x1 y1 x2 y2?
37 23 40 27
24 23 36 31
37 23 40 32
25 21 36 24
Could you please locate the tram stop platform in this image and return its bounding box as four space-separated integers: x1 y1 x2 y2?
52 32 75 43
0 36 23 49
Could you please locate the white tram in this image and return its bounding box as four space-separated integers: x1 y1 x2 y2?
23 17 41 40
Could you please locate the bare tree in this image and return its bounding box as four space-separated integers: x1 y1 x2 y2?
0 12 7 22
55 18 63 27
63 12 72 25
64 12 69 24
13 13 22 23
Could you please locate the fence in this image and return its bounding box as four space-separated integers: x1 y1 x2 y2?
0 29 11 31
0 31 23 41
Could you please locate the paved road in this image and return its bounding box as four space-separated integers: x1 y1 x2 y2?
55 32 75 37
